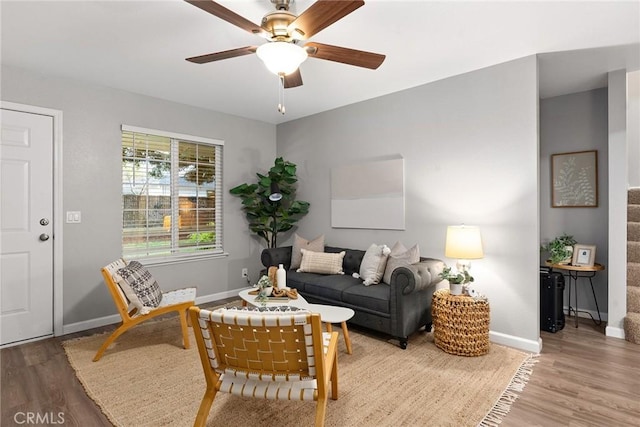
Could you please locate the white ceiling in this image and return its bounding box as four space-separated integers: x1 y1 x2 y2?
1 1 639 124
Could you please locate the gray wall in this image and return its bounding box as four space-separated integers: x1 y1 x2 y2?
276 56 541 348
1 65 276 326
539 89 609 317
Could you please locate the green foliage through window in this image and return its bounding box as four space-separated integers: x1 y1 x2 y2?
121 126 223 258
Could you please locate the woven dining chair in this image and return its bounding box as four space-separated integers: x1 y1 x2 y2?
94 259 196 362
189 306 339 427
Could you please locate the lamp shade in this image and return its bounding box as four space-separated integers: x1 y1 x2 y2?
256 41 308 76
445 225 484 259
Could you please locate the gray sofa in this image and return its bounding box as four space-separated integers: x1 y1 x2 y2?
261 245 445 349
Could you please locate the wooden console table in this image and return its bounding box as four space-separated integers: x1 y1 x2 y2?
545 262 605 328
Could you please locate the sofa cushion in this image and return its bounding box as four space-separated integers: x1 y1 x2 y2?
291 234 325 270
325 246 366 276
383 242 420 284
298 249 346 275
286 271 324 292
302 274 361 302
342 283 391 314
359 244 391 286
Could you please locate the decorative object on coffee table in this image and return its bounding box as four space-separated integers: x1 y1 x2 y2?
252 275 274 303
276 263 288 289
432 289 490 356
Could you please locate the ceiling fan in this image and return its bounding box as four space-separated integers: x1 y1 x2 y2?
184 0 386 90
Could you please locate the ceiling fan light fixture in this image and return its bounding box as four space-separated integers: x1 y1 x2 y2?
256 42 308 76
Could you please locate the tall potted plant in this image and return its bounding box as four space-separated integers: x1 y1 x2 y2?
230 157 310 248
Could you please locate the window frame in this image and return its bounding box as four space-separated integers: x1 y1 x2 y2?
121 125 225 264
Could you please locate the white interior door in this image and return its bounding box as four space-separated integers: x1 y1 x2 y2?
1 108 54 346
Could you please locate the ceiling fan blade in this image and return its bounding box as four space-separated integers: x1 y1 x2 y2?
184 0 267 37
284 69 303 88
186 46 257 64
288 0 364 40
305 42 385 69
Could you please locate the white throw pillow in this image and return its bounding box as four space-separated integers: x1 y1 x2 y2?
291 233 325 270
297 249 345 275
382 242 420 284
358 244 391 286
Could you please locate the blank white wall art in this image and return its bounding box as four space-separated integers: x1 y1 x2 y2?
331 158 405 230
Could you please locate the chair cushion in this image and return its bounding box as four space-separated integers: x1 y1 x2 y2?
158 287 196 307
297 249 345 275
291 233 325 270
114 261 163 313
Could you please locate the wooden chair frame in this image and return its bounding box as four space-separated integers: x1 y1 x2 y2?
189 306 339 427
93 259 195 362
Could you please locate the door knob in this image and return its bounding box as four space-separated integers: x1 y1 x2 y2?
39 233 50 241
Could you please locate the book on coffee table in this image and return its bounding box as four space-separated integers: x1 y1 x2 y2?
259 296 289 301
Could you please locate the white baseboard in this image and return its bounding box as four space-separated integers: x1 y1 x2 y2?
63 313 122 335
194 288 250 306
489 330 542 354
62 289 247 336
605 326 626 339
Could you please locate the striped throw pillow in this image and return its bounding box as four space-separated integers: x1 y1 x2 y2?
297 249 346 275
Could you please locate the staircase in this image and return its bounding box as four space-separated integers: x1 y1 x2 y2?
624 188 640 344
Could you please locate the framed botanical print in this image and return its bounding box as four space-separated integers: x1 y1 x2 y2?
551 150 598 208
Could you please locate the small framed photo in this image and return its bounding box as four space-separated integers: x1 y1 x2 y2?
572 244 596 267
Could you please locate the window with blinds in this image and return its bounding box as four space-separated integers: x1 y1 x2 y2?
121 125 223 259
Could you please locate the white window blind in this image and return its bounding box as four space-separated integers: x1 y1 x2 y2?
121 125 223 259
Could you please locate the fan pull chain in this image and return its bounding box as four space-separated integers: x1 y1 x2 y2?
277 73 285 115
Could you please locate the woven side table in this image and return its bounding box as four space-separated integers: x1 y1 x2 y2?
432 289 490 356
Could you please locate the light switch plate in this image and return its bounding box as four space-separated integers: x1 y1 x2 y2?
66 211 82 223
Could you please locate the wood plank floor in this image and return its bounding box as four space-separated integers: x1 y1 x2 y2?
503 317 640 427
2 305 639 426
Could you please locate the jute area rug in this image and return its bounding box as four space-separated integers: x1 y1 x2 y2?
63 306 535 427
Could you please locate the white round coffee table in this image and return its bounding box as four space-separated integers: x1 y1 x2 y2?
238 288 355 354
304 303 355 355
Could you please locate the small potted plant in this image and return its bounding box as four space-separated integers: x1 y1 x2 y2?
254 275 274 303
541 233 577 265
438 266 474 296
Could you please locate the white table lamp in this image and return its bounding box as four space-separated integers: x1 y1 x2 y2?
445 225 484 273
